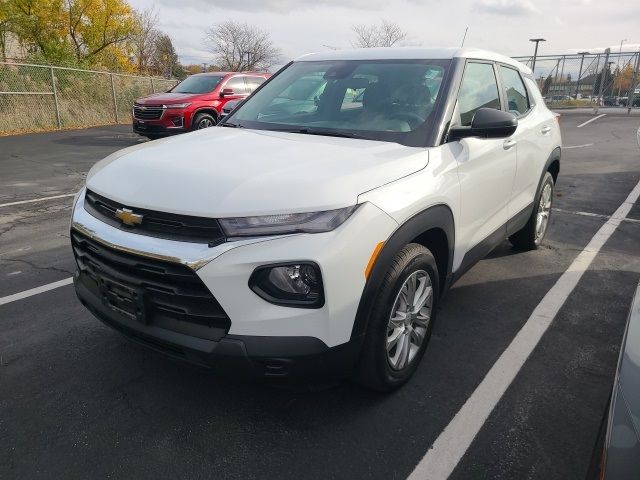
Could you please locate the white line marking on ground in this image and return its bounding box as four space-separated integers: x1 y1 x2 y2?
408 178 640 480
563 143 593 149
576 114 606 128
554 208 640 225
0 193 75 208
0 277 73 307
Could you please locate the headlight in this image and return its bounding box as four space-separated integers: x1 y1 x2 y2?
219 205 359 237
249 263 324 308
164 103 191 109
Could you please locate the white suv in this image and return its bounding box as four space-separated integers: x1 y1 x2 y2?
71 48 561 390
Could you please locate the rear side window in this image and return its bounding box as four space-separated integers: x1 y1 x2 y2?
456 62 501 126
245 76 266 93
224 76 247 94
499 66 530 116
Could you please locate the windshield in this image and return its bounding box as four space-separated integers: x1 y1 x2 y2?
226 59 450 146
171 75 224 94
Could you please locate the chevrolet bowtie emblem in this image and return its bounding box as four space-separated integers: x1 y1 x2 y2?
115 208 143 226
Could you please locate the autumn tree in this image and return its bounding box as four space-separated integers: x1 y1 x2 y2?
132 6 159 74
151 33 183 78
351 20 407 48
614 64 634 93
205 21 281 71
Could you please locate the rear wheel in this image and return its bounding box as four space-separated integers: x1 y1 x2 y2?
509 171 554 250
193 112 217 130
355 243 439 391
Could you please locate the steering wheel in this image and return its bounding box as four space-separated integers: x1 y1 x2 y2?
389 112 425 128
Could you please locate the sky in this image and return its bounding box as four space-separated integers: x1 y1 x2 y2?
128 0 640 68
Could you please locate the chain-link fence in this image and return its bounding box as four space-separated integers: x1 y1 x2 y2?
513 51 640 110
0 62 178 135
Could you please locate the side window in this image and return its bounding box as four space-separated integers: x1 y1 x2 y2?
499 66 530 116
245 76 266 93
224 76 247 94
456 62 501 126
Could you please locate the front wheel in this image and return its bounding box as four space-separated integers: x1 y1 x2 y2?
193 112 217 130
509 171 554 250
355 243 439 391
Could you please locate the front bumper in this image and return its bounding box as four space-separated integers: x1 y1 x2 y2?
133 120 186 137
70 191 398 377
74 272 360 378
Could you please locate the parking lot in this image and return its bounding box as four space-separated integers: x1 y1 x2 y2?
1 110 639 479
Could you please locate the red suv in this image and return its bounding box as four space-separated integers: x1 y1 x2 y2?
132 72 270 139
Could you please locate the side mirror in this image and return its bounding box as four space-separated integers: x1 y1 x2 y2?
449 108 518 141
220 88 234 98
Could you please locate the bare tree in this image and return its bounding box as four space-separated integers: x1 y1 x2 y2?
351 20 407 48
205 21 281 71
132 7 159 74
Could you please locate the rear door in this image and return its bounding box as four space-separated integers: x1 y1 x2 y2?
497 64 549 218
245 75 267 94
451 61 517 260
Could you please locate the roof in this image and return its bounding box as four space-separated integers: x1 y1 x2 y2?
295 47 532 75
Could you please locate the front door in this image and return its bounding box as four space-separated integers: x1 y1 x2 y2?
451 61 517 267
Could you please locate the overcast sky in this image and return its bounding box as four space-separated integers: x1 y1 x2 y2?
129 0 639 67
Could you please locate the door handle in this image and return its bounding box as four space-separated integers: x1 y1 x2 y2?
541 126 551 134
503 139 517 150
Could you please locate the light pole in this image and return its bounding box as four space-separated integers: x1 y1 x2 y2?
529 38 546 72
575 51 589 98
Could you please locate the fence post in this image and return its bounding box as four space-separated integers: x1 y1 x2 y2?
628 51 640 115
150 77 155 93
110 74 119 123
50 67 62 129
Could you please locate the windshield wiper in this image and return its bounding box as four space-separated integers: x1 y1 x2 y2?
220 122 243 128
284 127 366 139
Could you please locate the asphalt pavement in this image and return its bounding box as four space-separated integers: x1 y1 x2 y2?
1 111 639 479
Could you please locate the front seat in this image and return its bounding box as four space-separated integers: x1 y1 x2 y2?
359 83 410 132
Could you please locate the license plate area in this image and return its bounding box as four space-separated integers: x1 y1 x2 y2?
98 275 146 323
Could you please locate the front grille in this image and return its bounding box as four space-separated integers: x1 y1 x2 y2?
84 189 226 246
72 231 231 341
133 104 164 120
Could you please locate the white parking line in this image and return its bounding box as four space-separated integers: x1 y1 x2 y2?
576 114 606 128
0 277 73 307
408 177 640 480
0 193 75 208
563 143 593 149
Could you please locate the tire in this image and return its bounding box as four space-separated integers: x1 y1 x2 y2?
192 112 217 130
509 171 554 250
355 243 439 392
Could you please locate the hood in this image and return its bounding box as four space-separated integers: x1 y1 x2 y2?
86 128 428 218
136 92 202 105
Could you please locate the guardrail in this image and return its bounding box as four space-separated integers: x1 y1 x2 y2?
0 62 178 135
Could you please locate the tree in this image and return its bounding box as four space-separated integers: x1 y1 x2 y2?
542 76 552 95
614 64 634 93
351 20 407 48
132 6 159 74
151 33 182 78
205 21 281 71
66 0 137 68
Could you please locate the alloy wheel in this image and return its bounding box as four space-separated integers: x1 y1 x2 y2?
535 183 552 242
386 270 433 370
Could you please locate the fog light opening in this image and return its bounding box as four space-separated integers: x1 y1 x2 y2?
249 262 324 308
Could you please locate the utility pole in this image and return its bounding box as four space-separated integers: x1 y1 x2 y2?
575 51 589 98
529 38 546 72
